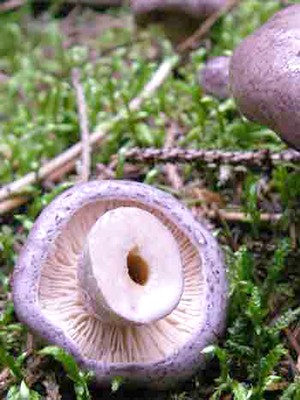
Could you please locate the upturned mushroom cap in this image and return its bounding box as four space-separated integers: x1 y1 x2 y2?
13 180 227 389
131 0 227 45
230 5 300 150
198 56 231 99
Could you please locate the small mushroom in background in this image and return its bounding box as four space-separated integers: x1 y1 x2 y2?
131 0 227 46
230 4 300 151
13 180 228 389
198 56 231 99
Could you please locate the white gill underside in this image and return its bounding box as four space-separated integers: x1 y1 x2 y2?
38 200 205 363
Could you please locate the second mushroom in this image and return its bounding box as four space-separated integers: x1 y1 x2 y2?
131 0 227 46
230 4 300 150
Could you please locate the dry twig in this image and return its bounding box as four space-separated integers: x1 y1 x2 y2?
0 197 28 216
122 147 300 167
72 68 91 182
129 56 178 111
177 0 240 53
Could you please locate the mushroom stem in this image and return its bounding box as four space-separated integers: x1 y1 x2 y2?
78 207 184 326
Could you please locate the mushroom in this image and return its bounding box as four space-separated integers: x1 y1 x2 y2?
131 0 227 46
198 56 231 99
230 4 300 150
13 180 227 388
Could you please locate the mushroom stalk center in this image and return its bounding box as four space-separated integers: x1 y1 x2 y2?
78 207 184 326
126 246 149 286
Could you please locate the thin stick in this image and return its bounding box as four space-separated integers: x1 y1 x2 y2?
129 56 179 111
123 147 300 167
0 197 28 216
177 0 240 53
0 57 178 210
284 328 300 356
72 68 91 182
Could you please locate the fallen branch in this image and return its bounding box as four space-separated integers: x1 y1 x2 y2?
177 0 240 53
122 147 300 167
72 68 91 182
0 57 178 213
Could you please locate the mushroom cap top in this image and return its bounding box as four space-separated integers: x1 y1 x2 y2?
131 0 227 45
131 0 227 46
13 180 228 389
198 56 231 99
230 5 300 150
131 0 226 22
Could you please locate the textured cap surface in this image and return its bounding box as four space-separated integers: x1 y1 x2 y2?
230 5 300 150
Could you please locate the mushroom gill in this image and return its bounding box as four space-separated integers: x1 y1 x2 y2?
38 199 205 363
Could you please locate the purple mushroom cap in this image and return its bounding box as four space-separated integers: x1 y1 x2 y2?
13 180 228 389
131 0 227 45
131 0 226 21
198 56 231 99
230 5 300 150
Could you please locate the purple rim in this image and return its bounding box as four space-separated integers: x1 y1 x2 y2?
13 180 228 388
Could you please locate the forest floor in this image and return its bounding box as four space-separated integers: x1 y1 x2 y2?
0 0 299 399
